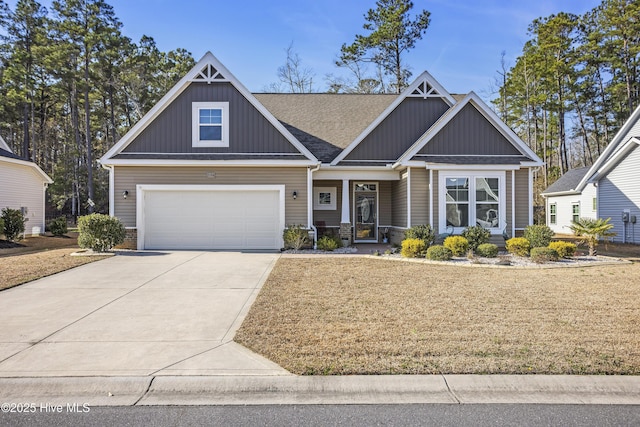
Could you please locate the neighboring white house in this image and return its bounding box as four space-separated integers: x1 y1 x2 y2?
0 136 53 236
542 104 640 244
541 167 598 234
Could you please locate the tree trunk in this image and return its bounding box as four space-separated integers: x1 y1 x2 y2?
84 53 94 213
22 103 30 160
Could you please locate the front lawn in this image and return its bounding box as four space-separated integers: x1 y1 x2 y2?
0 235 109 291
235 258 640 375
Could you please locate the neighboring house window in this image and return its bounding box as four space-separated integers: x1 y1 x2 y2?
592 197 597 211
441 173 504 231
572 203 580 223
192 102 229 147
549 203 557 225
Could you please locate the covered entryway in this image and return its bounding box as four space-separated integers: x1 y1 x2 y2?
138 185 285 250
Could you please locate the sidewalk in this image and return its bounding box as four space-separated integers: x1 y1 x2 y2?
2 374 640 406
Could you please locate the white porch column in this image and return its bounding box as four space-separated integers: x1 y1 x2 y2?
339 179 352 245
340 179 350 223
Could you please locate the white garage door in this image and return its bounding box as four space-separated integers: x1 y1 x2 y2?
141 187 283 250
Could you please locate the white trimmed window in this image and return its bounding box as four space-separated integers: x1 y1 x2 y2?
192 102 229 147
439 171 505 233
314 187 337 210
572 203 580 223
549 203 557 225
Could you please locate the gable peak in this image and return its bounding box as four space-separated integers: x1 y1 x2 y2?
191 62 227 84
409 79 441 99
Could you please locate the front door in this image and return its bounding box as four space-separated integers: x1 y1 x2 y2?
354 183 377 242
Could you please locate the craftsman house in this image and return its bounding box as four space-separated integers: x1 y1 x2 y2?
100 52 543 250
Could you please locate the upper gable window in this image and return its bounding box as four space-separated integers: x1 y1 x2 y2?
192 102 229 147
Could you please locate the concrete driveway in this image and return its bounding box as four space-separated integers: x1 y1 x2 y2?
0 251 289 377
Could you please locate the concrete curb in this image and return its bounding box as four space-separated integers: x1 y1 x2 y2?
2 375 640 406
0 377 152 406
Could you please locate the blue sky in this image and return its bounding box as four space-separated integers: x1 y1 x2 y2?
9 0 601 97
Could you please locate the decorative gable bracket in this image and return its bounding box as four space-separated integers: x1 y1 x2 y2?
190 63 228 84
408 79 443 99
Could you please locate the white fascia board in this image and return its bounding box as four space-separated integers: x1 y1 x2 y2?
330 71 455 166
540 190 581 198
590 137 640 182
397 92 543 165
575 105 640 192
0 156 53 183
0 135 11 152
314 168 401 181
101 159 318 167
100 51 318 164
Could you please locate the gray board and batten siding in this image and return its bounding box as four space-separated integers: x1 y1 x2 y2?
113 166 308 228
342 97 451 162
122 82 301 155
417 103 524 157
599 145 640 244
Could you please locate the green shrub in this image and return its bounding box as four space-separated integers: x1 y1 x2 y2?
1 208 26 241
443 235 469 256
0 217 4 238
48 216 68 236
461 225 490 251
476 243 499 258
548 241 577 258
426 245 453 261
317 235 340 251
523 224 554 248
404 225 435 248
77 213 125 252
506 237 531 257
530 247 559 263
283 224 310 250
401 238 426 258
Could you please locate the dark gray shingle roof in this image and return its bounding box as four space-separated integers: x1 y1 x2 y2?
0 148 24 160
254 93 397 162
411 155 532 164
541 167 591 194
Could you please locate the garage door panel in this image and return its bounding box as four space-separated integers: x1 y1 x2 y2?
143 188 283 250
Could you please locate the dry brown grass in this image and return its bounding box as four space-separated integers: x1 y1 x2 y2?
0 248 108 291
235 258 640 375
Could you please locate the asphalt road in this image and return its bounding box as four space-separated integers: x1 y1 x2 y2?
1 404 640 427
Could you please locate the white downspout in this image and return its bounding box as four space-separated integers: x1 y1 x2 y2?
511 169 515 237
108 165 115 217
308 163 321 249
407 168 412 228
429 168 433 228
528 167 534 225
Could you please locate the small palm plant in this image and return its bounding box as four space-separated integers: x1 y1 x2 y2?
568 217 616 256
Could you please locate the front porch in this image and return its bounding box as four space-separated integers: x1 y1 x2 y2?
311 167 529 247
